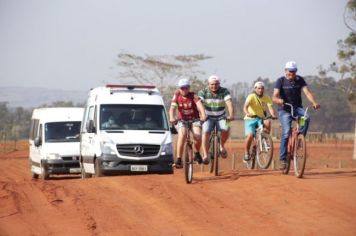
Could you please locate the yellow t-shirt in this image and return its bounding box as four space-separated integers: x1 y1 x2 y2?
244 93 273 119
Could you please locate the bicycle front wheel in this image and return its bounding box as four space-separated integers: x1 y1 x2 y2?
183 143 194 184
256 132 274 169
208 134 215 173
213 133 219 176
294 134 306 178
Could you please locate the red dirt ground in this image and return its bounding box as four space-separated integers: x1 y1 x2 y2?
0 141 356 236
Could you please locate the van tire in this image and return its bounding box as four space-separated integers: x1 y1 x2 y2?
31 172 39 179
41 162 50 180
80 161 92 179
94 158 104 177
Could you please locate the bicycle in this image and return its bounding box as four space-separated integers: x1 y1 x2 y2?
174 120 199 184
245 116 275 170
208 117 229 177
282 103 309 178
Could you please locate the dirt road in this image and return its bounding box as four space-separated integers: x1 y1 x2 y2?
1 142 356 236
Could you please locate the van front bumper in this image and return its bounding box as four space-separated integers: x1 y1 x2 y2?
97 154 174 175
43 159 81 174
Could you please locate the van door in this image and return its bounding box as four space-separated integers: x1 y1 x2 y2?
81 105 96 174
29 120 42 173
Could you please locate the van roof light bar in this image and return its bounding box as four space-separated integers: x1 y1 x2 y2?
106 84 156 90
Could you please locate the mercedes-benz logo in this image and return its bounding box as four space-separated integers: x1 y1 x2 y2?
133 145 144 155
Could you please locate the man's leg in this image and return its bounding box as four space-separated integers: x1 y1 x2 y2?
218 119 230 158
201 120 213 164
175 126 187 168
192 125 203 163
279 110 292 163
263 119 272 133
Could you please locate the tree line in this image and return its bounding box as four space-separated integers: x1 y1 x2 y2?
0 75 354 140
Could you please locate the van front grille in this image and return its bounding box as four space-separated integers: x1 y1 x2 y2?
116 144 160 157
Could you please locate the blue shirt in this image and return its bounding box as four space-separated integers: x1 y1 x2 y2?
274 75 307 111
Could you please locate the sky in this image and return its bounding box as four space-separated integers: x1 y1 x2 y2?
0 0 351 91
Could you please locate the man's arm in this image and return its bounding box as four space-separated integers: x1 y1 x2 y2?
303 87 320 109
243 98 252 117
267 104 277 118
225 99 234 120
169 104 177 123
196 100 207 121
272 88 284 105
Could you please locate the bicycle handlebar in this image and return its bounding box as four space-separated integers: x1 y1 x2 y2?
284 103 310 119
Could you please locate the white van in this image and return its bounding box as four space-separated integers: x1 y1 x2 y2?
80 84 174 177
29 107 84 179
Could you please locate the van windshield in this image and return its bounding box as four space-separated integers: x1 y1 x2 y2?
100 104 169 131
45 122 81 143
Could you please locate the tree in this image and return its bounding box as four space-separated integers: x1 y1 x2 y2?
116 52 212 90
344 0 356 32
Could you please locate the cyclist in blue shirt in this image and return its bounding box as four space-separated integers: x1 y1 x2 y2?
272 61 320 170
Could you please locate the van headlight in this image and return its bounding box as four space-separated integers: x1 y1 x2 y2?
47 153 61 160
101 142 117 155
161 143 173 155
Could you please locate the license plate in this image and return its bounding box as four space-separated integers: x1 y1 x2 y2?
69 168 81 173
130 165 148 172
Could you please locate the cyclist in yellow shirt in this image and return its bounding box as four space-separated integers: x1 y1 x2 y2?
243 81 277 162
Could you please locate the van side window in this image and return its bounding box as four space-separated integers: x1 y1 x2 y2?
29 119 40 140
39 124 43 140
85 106 96 133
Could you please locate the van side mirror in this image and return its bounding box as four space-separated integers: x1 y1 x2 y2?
34 136 42 147
87 120 96 133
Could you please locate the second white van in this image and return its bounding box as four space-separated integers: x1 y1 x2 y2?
29 107 84 179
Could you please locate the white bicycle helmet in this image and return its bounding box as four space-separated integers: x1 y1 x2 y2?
177 78 190 88
285 61 298 72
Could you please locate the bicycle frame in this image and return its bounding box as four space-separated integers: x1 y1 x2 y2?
208 116 228 176
246 116 274 170
209 125 220 176
283 103 309 177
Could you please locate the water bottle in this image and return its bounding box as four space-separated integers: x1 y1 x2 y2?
299 116 305 127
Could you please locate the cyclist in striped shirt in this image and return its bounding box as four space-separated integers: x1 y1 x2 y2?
198 75 234 164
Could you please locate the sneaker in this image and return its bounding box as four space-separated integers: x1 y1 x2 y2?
280 159 287 170
174 158 183 169
243 153 250 163
194 152 203 164
202 157 210 165
220 148 228 159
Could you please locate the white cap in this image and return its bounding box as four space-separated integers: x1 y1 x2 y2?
208 75 220 83
285 61 298 72
177 78 190 88
254 81 265 88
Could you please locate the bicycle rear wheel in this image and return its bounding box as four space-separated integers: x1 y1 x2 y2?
256 132 274 169
294 134 306 178
184 143 193 184
245 144 256 169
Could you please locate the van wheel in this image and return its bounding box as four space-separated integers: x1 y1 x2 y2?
94 158 104 177
31 172 39 179
41 163 50 180
80 162 91 179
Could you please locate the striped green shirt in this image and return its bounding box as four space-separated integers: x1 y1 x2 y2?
198 87 232 118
